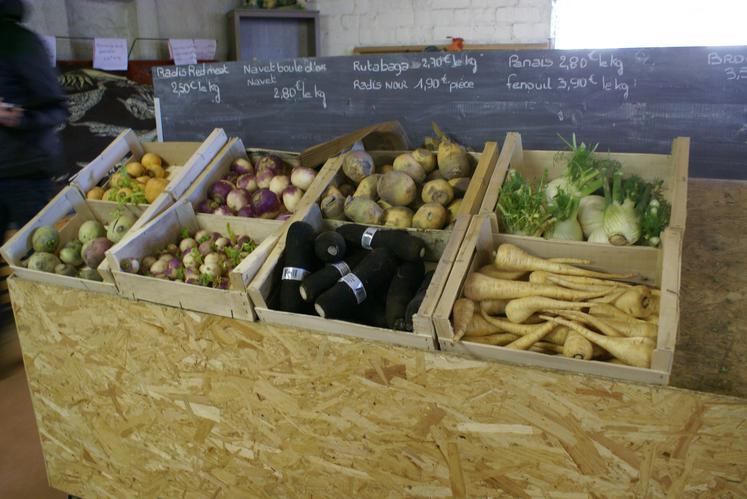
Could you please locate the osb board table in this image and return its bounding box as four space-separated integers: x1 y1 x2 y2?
8 278 747 498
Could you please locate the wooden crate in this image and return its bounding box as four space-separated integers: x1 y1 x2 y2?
433 214 684 385
107 199 282 321
480 132 690 233
247 201 475 350
0 187 118 294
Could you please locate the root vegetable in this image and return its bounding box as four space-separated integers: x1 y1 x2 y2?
479 312 565 345
213 205 234 217
480 299 507 315
339 183 356 197
552 310 622 337
54 263 78 276
421 179 454 206
452 298 475 341
78 267 102 281
342 151 375 184
463 273 610 302
464 333 518 346
78 220 106 244
562 330 594 359
354 174 380 199
589 303 632 321
386 260 426 329
505 321 556 350
447 199 462 224
256 155 284 176
59 246 83 266
126 162 145 177
290 167 317 190
314 231 346 262
237 205 255 217
504 296 593 323
383 206 413 228
461 312 501 337
549 316 655 368
251 188 281 219
605 317 658 338
256 169 275 189
27 252 60 272
320 186 345 220
87 187 104 200
81 237 112 268
230 157 253 175
393 153 426 183
379 164 394 174
145 178 169 203
478 265 525 281
344 197 384 225
141 152 162 168
494 243 633 279
412 148 436 173
269 175 290 196
106 213 137 244
614 286 654 318
377 171 416 206
197 199 219 214
237 173 258 193
282 186 304 213
447 177 470 197
433 123 470 180
31 226 59 253
146 164 167 179
412 203 447 230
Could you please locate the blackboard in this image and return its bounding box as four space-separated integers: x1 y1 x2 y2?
152 46 747 179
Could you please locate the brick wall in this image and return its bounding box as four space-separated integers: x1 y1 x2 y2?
306 0 553 56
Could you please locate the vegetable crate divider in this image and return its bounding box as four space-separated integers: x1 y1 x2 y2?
0 186 118 295
479 132 690 232
106 199 283 321
247 202 474 351
303 142 500 337
433 213 683 385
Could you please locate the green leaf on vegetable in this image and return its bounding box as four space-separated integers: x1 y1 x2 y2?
179 227 190 240
198 273 214 287
226 223 237 245
190 247 203 265
175 267 186 282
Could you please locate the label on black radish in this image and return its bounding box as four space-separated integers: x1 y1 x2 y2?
339 273 367 304
330 261 351 276
281 266 309 281
361 227 378 250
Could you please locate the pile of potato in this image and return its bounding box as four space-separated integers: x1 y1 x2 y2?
86 152 174 204
320 146 472 230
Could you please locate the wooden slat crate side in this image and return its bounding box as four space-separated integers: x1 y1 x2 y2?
107 199 284 321
669 137 690 231
479 132 520 215
69 129 143 194
433 213 680 385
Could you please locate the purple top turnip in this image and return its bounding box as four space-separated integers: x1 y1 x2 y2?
230 157 253 176
281 185 303 213
227 188 251 212
213 205 235 217
237 173 258 193
256 169 274 189
208 180 234 204
237 205 255 218
251 188 281 219
256 154 284 176
290 167 317 191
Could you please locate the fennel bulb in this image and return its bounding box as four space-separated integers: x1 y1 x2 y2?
578 195 606 238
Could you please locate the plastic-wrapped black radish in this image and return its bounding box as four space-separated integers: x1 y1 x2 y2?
314 231 347 263
279 221 317 313
299 250 366 303
335 224 425 262
401 270 435 332
385 260 426 329
314 247 397 319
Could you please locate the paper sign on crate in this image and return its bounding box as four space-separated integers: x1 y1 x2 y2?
168 39 197 66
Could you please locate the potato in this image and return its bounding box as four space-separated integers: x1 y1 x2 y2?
377 171 416 207
383 206 413 228
393 153 426 183
125 161 145 178
448 177 470 197
342 151 374 184
86 187 104 200
141 152 163 168
412 148 436 173
447 198 462 224
344 196 383 225
412 203 448 230
421 179 454 206
379 163 394 174
353 174 380 199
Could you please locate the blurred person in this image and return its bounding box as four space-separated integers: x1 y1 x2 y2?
0 0 69 241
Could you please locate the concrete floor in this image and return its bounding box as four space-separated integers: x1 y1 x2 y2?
0 318 65 499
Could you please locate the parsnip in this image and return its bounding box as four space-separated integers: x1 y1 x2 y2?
464 333 517 346
505 322 556 350
614 286 655 318
452 298 474 341
478 264 525 281
464 273 612 302
480 299 507 315
505 297 594 323
494 243 633 279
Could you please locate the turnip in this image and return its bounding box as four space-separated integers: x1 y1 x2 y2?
150 259 168 276
339 183 356 197
290 167 316 191
320 186 345 220
269 175 290 196
342 151 374 184
282 185 304 213
59 246 84 266
166 258 183 279
166 243 179 255
256 169 275 189
208 180 234 204
183 250 199 269
184 268 200 285
251 188 281 219
393 153 426 183
78 220 106 245
28 252 60 272
204 252 224 266
230 157 253 175
197 199 219 214
214 277 230 289
195 229 210 242
31 226 59 253
412 148 436 173
107 213 137 244
198 239 213 255
421 179 454 206
343 196 383 225
179 238 197 253
159 253 175 263
383 206 413 228
276 213 291 221
377 171 416 206
236 173 258 192
214 237 230 250
412 203 448 229
432 123 470 180
54 263 78 276
227 188 251 212
78 267 103 281
81 237 113 268
213 205 235 217
354 174 380 199
237 205 255 218
120 258 140 274
142 255 157 271
256 154 284 176
200 262 222 279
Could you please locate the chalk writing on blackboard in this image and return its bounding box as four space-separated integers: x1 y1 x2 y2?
273 80 327 108
169 79 221 104
707 51 747 81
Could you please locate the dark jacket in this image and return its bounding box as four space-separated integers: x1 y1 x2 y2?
0 0 69 179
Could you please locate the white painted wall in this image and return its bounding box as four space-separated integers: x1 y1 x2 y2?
307 0 553 56
23 0 554 60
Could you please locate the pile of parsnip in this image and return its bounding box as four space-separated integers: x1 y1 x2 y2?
452 243 660 368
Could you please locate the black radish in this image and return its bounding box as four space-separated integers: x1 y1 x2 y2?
336 224 425 262
385 260 426 329
402 270 435 331
279 222 317 313
299 251 366 303
314 248 397 320
314 231 347 262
